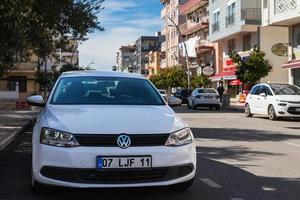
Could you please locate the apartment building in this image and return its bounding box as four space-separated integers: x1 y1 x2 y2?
262 0 300 87
134 34 162 76
116 45 136 73
179 0 221 76
161 0 187 68
148 51 163 77
208 0 262 96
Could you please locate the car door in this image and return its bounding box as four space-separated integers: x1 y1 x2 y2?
257 86 271 115
248 85 261 114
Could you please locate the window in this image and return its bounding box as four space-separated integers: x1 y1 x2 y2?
226 3 235 27
263 0 268 9
250 86 261 95
243 33 252 51
7 76 27 92
270 84 300 95
261 86 273 96
212 11 220 33
228 39 236 54
51 77 165 105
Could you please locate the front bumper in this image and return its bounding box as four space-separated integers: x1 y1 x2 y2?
275 103 300 117
32 144 196 188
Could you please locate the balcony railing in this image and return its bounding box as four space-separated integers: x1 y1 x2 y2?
226 14 235 27
241 8 262 25
212 23 219 33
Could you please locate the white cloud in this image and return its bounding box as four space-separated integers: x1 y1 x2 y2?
79 26 153 71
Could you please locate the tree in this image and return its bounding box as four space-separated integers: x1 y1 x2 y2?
230 47 272 87
149 66 188 89
0 0 105 77
191 74 211 88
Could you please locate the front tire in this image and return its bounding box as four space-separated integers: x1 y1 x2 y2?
245 104 253 117
268 105 278 120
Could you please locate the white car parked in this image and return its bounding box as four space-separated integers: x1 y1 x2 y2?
188 88 221 110
27 71 196 193
245 83 300 120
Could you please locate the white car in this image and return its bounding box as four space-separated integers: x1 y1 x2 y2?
245 83 300 120
188 88 221 110
158 89 167 100
27 71 196 193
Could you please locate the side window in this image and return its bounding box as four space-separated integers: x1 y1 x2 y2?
261 86 267 95
266 87 273 96
250 86 261 95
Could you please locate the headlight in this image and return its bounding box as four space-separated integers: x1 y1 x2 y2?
40 128 79 147
165 128 193 146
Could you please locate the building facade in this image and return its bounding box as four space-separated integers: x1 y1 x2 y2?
134 36 161 76
116 45 136 73
208 0 262 97
262 0 300 87
179 0 221 76
161 0 187 68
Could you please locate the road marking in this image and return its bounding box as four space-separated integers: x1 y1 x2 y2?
230 198 244 200
283 141 300 147
200 178 222 188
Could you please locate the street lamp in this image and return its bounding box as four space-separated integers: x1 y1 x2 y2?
167 16 191 89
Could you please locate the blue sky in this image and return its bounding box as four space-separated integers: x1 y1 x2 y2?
79 0 162 71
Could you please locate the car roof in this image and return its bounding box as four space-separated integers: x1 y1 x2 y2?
60 70 146 79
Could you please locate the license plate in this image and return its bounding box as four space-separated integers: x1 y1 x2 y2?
96 156 152 169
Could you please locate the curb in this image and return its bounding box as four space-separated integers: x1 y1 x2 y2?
0 121 31 151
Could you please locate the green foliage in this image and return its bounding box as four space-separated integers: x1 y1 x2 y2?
191 74 211 89
149 66 187 89
36 64 85 92
230 47 272 87
0 0 104 77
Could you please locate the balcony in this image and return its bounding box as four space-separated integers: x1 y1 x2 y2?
241 8 262 25
160 59 167 68
179 21 209 36
161 41 167 52
180 0 208 15
226 14 235 27
161 7 166 19
212 23 220 33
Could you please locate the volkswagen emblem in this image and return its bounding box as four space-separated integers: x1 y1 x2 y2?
117 134 131 149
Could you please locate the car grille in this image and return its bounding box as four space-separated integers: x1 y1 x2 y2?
74 134 170 147
287 107 300 115
40 164 194 184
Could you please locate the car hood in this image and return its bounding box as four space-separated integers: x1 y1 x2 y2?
44 105 186 134
276 95 300 103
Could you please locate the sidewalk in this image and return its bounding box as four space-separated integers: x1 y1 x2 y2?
0 110 38 150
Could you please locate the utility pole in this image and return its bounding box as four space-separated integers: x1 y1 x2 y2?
167 16 191 89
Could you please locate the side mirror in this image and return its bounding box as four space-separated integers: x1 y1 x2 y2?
259 93 267 97
27 95 45 107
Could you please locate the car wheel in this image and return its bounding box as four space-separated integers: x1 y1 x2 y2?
31 169 47 195
187 101 191 109
192 101 196 110
268 105 278 120
172 177 195 190
245 104 253 117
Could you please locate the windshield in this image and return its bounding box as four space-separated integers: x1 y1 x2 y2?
270 84 300 95
198 89 217 94
50 77 165 105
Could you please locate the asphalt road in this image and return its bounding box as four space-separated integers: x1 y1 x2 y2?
1 107 300 200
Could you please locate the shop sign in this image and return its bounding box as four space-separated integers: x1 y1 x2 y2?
271 43 288 57
202 66 215 76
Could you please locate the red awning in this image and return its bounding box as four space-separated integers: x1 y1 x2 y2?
281 59 300 69
211 71 237 81
230 79 243 86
